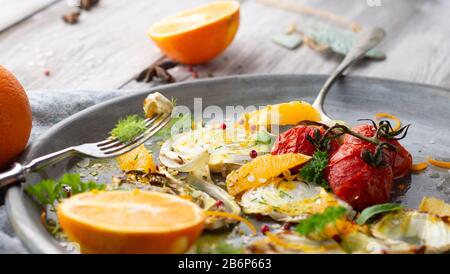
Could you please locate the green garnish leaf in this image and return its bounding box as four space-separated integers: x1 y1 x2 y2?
356 203 404 225
295 206 347 237
25 179 61 206
26 173 105 207
255 130 275 144
300 150 330 190
110 115 147 143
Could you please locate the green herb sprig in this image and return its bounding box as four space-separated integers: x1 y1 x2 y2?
300 150 330 190
26 173 105 209
110 115 147 143
295 206 347 237
356 203 404 225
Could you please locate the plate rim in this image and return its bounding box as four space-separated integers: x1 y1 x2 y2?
5 73 450 253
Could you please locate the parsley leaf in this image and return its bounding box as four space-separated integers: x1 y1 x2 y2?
25 179 61 206
295 206 347 236
110 115 147 143
26 173 105 207
356 203 404 225
299 150 330 190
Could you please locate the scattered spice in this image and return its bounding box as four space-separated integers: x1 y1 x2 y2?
136 60 179 83
80 0 100 11
191 71 199 78
220 123 227 130
43 68 51 76
62 11 81 25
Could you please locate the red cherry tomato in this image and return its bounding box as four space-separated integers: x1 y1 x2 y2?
344 124 412 179
271 125 339 156
325 143 393 210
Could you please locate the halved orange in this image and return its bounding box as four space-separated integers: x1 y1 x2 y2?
57 190 205 254
226 153 311 196
241 101 321 126
148 1 240 64
116 144 156 173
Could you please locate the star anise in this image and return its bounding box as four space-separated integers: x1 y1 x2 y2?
135 60 179 83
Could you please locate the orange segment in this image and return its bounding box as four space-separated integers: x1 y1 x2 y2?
242 101 321 126
57 190 205 254
148 1 240 64
116 145 156 173
226 153 311 196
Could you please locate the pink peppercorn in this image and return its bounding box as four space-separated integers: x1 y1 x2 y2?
220 123 227 130
260 224 270 234
43 68 51 76
282 223 292 231
215 200 223 207
250 150 258 158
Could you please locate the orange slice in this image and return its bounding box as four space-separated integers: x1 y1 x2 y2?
226 153 311 196
148 1 240 65
241 101 321 127
116 145 156 173
57 190 205 254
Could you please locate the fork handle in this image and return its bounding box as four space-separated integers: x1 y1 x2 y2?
0 163 25 188
0 147 76 189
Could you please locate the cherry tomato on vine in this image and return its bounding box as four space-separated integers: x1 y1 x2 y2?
325 143 393 210
271 125 339 156
344 124 412 179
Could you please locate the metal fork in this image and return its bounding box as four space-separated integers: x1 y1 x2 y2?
0 112 172 189
312 26 386 122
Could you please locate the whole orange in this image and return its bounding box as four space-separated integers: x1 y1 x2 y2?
148 1 240 65
0 65 32 169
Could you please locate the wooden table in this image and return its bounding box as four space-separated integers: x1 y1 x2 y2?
1 0 450 92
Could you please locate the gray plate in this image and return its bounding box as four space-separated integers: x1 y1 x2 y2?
5 74 450 254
